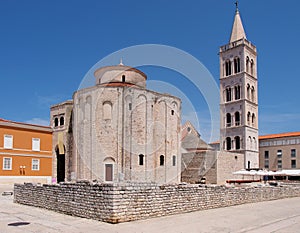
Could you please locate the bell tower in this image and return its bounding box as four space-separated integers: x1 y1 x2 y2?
219 3 259 169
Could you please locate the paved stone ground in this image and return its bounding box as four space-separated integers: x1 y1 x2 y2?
1 184 300 233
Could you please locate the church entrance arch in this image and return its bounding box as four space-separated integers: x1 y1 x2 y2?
55 145 65 183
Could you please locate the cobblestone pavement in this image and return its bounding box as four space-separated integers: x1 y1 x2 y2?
1 184 300 233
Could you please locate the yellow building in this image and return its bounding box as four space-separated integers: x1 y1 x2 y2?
0 118 52 184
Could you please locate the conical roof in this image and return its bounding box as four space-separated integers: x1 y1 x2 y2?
229 9 247 43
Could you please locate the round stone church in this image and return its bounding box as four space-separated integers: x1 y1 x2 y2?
50 63 181 184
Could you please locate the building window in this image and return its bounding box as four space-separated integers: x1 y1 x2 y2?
160 155 164 166
264 151 269 159
247 112 251 125
246 56 250 73
129 103 132 111
235 112 240 126
252 113 256 127
253 137 257 150
264 160 269 169
291 160 296 169
139 154 144 166
122 75 125 82
291 149 296 158
250 59 254 75
54 118 59 127
171 110 174 115
225 60 232 76
105 164 113 182
277 150 282 158
251 86 255 102
235 136 240 150
3 157 12 170
226 137 231 150
234 85 241 100
277 160 282 169
226 87 232 102
172 155 176 166
234 57 240 73
32 138 40 151
4 135 13 149
226 113 231 127
103 102 112 120
60 116 64 126
247 84 250 100
32 159 40 171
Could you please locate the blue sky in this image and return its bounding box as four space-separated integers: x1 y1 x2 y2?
0 0 299 142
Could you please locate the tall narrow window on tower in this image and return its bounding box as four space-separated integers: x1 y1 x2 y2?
226 113 232 127
246 56 250 73
251 86 255 102
234 57 240 73
252 113 256 127
225 60 232 76
235 136 241 150
226 137 232 150
235 111 240 126
247 112 251 125
247 84 250 99
226 87 232 102
234 85 241 100
250 59 254 75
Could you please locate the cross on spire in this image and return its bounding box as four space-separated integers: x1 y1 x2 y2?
235 1 239 11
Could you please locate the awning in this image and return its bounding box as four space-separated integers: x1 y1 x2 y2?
233 169 300 176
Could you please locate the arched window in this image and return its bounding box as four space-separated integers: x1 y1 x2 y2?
172 155 176 166
248 136 252 149
225 60 232 76
226 113 231 127
246 56 250 73
252 113 256 127
60 116 64 126
122 75 125 82
139 154 144 166
251 86 255 102
235 112 240 126
247 84 250 100
247 112 251 125
253 137 257 150
129 103 132 111
171 110 174 115
235 136 241 150
250 59 254 75
235 85 241 100
54 118 59 127
234 57 240 73
226 87 232 102
103 102 112 120
236 136 241 150
160 155 165 166
226 137 231 150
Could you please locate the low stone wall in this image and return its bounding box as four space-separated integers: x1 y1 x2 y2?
14 182 300 223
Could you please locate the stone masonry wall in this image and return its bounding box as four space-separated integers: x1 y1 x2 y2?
14 182 300 224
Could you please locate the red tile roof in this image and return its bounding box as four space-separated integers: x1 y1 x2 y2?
0 118 51 129
259 132 300 140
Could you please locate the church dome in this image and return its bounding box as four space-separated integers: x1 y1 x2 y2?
94 63 147 88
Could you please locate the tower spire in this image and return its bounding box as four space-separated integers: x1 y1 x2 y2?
229 1 246 43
